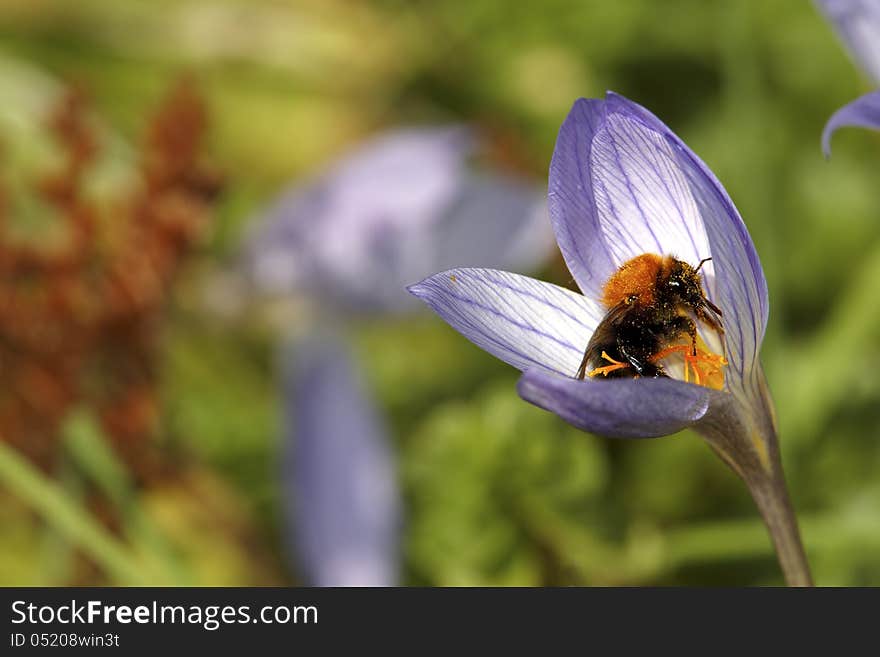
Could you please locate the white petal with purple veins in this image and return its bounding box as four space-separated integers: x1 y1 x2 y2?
591 112 713 277
603 93 768 378
409 268 604 377
548 98 617 300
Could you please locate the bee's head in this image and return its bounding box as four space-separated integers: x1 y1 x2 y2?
664 257 710 307
663 256 724 330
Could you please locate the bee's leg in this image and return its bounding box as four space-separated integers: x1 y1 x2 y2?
618 344 667 378
668 315 698 356
577 339 621 379
579 346 632 379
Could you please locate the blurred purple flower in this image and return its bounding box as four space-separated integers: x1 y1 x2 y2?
816 0 880 154
410 92 811 585
246 127 553 314
249 126 555 586
281 332 400 586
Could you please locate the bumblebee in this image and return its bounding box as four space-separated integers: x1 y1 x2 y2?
576 253 725 383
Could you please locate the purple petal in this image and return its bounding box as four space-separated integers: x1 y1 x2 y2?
408 268 604 377
822 90 880 156
517 369 711 439
550 92 768 377
816 0 880 83
593 107 714 280
613 95 769 379
281 333 400 586
547 98 618 300
550 95 715 300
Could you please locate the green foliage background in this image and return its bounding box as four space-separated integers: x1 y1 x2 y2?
1 0 879 586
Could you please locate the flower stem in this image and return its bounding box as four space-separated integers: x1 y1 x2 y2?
698 381 813 586
744 464 813 587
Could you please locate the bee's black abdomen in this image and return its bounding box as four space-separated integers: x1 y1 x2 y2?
590 343 667 378
585 308 669 378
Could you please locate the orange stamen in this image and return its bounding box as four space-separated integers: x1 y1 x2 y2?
588 351 630 378
651 343 728 390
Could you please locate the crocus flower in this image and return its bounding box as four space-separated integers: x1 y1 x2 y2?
816 0 880 155
280 332 401 586
410 92 812 586
246 126 553 314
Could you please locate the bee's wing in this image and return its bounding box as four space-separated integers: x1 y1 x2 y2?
577 300 632 378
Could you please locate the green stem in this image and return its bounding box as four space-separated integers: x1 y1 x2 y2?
698 371 813 587
705 437 812 586
744 462 813 587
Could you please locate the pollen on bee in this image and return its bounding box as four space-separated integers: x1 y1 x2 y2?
601 253 664 308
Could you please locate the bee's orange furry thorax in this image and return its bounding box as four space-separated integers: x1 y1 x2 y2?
601 253 666 308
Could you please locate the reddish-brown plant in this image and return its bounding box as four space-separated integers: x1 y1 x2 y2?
0 80 222 479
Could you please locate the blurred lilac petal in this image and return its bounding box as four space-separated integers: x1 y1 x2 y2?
816 1 880 153
816 0 880 83
245 126 552 314
517 370 710 439
408 267 604 377
431 174 554 275
247 127 469 311
281 333 400 586
821 90 880 155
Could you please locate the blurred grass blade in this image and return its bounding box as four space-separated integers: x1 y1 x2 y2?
0 440 149 585
64 412 131 506
62 412 193 585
